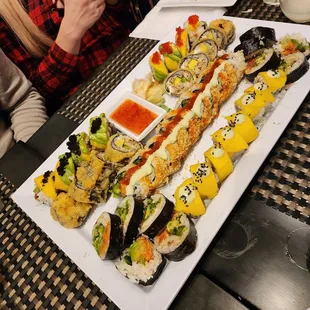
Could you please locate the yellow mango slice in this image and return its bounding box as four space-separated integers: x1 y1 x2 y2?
34 171 57 200
244 82 275 103
54 162 70 192
235 92 267 119
256 69 287 93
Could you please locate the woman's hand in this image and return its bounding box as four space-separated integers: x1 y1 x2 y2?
55 0 106 54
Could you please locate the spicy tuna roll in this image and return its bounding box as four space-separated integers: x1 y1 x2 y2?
139 194 174 238
154 212 197 262
115 196 144 247
116 236 166 286
92 212 123 260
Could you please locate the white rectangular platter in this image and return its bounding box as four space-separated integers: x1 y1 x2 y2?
12 17 310 310
158 0 237 7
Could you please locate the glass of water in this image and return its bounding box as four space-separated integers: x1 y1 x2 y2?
263 0 280 5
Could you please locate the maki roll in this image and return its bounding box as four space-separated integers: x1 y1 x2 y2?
54 153 75 192
209 19 236 45
280 52 309 84
149 51 169 83
92 212 123 260
67 132 91 165
89 113 110 150
164 69 196 97
105 133 142 165
245 48 281 82
239 27 276 43
183 15 208 48
204 143 234 183
51 192 92 228
154 211 197 262
34 171 57 206
116 236 166 286
139 194 174 238
174 178 206 217
235 92 268 120
234 37 276 60
115 196 144 247
244 82 275 103
225 112 259 143
198 28 226 50
178 53 209 77
190 161 219 200
212 126 248 156
175 27 189 57
191 39 218 61
255 69 287 93
275 33 310 58
159 42 183 72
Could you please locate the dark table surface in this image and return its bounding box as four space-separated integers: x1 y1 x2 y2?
1 1 310 309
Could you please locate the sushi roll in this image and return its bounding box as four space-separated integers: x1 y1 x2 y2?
234 37 276 60
178 53 209 78
175 27 189 57
116 236 166 286
244 48 281 82
244 82 275 103
50 192 92 228
164 69 196 97
212 126 248 156
115 196 144 247
275 33 310 58
198 28 226 50
159 42 183 72
150 52 169 83
154 211 197 262
67 132 91 165
204 143 233 183
225 112 259 143
139 194 174 238
174 178 206 217
92 212 123 260
33 171 57 206
183 15 208 48
190 161 218 200
235 92 268 120
255 69 287 93
239 27 276 43
191 39 218 62
280 52 309 84
54 153 75 193
209 19 236 45
89 113 110 150
105 133 142 165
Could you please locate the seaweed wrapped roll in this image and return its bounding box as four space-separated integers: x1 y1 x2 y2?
198 28 226 50
275 33 310 58
139 194 174 238
191 39 218 61
179 53 209 77
209 19 236 45
105 134 142 165
239 27 276 43
164 69 196 97
115 196 144 247
154 212 197 262
116 236 166 286
92 212 123 260
183 15 208 48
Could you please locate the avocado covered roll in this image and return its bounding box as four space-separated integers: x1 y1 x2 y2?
115 196 144 247
159 42 183 72
67 132 91 165
149 51 169 83
92 212 123 260
89 113 110 150
154 212 197 262
139 194 174 238
54 153 75 192
105 133 142 165
116 236 166 286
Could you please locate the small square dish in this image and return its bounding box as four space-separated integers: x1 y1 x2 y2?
106 91 166 141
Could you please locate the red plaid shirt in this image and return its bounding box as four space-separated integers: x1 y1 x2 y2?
0 0 130 105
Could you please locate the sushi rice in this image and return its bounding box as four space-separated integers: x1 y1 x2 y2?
35 190 54 206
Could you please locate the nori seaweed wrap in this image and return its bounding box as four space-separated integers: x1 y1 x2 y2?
154 212 197 262
239 27 276 43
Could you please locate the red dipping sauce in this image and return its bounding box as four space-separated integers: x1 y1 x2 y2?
110 99 158 135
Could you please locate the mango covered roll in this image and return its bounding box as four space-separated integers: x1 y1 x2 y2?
255 69 287 93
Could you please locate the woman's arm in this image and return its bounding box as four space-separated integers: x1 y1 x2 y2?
0 50 48 142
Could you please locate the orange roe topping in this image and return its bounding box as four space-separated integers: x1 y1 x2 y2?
188 15 199 27
160 42 173 55
176 27 184 47
151 51 161 64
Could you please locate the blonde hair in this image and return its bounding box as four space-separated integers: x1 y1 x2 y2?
0 0 53 58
